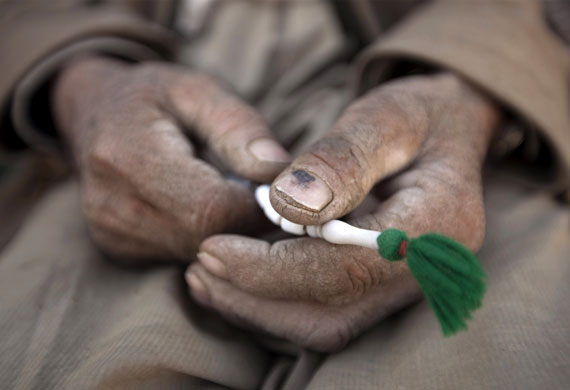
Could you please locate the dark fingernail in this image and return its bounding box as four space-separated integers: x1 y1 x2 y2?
274 169 333 212
197 252 228 279
185 271 210 304
248 138 291 163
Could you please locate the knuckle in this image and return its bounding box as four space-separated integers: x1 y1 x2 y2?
306 138 372 206
86 133 137 178
81 202 113 240
196 192 222 237
183 183 230 242
88 229 141 265
86 141 135 181
88 226 122 257
336 133 375 183
302 315 353 352
87 216 164 264
325 251 381 305
267 239 298 275
88 141 117 171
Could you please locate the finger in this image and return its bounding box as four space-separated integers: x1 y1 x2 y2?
89 226 171 262
161 69 290 182
187 263 349 352
198 233 409 305
82 177 181 260
90 114 261 258
269 84 430 225
198 163 484 303
186 263 421 352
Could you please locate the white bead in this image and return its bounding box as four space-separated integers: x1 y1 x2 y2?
255 185 281 225
320 220 379 250
280 218 305 235
255 185 380 250
306 225 321 238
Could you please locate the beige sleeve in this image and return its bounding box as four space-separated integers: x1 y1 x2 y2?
0 3 176 156
354 0 570 181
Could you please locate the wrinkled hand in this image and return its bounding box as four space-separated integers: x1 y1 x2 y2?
53 56 290 262
187 73 500 351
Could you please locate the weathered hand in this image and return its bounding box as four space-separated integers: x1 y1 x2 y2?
187 73 500 351
53 56 290 262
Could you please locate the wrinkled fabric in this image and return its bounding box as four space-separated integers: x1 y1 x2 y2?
1 171 568 389
0 0 569 389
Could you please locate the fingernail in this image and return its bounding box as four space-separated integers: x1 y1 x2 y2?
248 138 291 163
186 272 210 304
197 252 228 279
274 169 333 212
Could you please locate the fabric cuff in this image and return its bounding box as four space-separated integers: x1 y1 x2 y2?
352 0 570 184
8 37 163 156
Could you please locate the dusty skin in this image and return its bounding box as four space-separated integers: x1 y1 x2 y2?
189 73 500 351
53 56 290 262
54 57 499 352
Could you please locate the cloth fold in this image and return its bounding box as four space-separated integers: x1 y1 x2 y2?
354 0 570 184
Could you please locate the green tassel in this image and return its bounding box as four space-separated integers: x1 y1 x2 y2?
377 229 486 336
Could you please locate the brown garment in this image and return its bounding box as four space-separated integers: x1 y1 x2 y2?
0 0 569 389
1 172 568 389
1 0 569 179
355 0 570 183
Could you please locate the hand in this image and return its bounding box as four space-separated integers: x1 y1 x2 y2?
187 73 500 351
53 56 290 262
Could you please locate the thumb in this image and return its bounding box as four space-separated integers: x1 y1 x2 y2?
270 89 429 225
164 70 290 182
